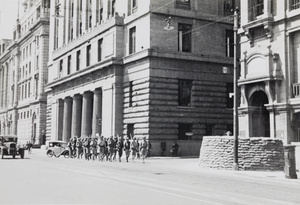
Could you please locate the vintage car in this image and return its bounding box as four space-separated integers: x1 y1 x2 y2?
46 141 70 158
0 135 25 159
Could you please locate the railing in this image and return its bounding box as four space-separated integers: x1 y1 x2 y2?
291 0 300 10
292 83 300 98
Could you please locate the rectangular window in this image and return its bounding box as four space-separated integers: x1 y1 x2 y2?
98 39 103 62
25 84 27 98
67 55 71 75
36 36 39 47
178 23 192 52
129 27 136 54
59 59 63 77
112 0 116 16
178 123 193 140
178 79 192 107
36 55 39 69
176 0 190 10
129 81 133 107
89 15 92 28
28 82 30 97
226 83 233 108
132 0 137 8
100 7 103 22
225 30 234 57
76 50 81 71
291 0 300 10
71 1 74 17
249 0 264 21
55 19 59 49
86 45 91 67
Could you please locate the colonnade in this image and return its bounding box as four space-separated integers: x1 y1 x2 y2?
57 89 102 142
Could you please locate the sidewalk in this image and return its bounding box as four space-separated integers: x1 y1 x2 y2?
31 148 300 182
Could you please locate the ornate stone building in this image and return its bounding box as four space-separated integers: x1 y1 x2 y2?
46 0 239 155
239 0 300 144
0 0 50 145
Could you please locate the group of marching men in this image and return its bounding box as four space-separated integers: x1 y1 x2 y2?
67 133 151 163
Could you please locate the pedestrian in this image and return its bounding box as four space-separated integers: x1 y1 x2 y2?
97 135 106 161
104 137 109 161
26 141 33 154
90 137 97 161
171 141 179 157
131 137 138 161
124 137 131 162
83 137 91 160
76 137 83 159
116 136 124 162
136 139 140 159
108 136 116 162
67 138 73 158
113 136 118 161
160 141 166 156
140 137 148 163
72 136 77 157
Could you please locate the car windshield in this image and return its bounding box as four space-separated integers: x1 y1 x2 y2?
0 136 17 143
49 142 65 147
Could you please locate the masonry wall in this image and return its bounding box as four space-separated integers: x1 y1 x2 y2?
199 136 284 171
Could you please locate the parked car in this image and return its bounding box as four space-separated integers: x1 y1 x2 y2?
0 135 25 159
46 141 70 158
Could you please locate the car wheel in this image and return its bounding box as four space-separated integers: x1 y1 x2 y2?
0 150 3 159
64 150 70 158
47 150 54 158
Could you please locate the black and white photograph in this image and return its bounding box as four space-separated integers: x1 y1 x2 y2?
0 0 300 204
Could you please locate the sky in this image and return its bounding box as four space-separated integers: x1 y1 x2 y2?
0 0 19 39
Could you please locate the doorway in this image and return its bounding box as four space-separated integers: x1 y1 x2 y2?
249 91 270 137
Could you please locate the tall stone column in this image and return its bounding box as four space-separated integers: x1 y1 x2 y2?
82 0 87 32
13 52 20 135
71 94 82 137
57 99 64 141
92 89 102 136
63 97 73 142
81 92 93 137
38 32 49 100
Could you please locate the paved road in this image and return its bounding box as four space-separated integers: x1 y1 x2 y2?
0 150 299 205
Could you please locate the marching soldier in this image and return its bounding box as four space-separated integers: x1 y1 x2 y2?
116 136 124 162
140 137 148 163
97 135 106 161
131 137 138 161
76 137 83 159
124 137 131 162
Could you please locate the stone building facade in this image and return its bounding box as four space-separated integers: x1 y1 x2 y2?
238 0 300 144
46 0 239 155
0 0 50 145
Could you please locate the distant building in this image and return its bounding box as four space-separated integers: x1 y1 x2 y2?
44 0 238 156
0 0 50 145
239 1 300 144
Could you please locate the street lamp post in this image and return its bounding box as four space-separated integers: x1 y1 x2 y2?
233 8 239 171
